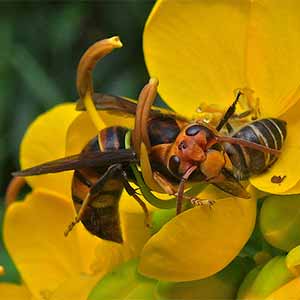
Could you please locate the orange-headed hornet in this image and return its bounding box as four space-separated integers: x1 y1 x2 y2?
12 37 286 243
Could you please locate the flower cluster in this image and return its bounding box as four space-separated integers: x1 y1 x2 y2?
1 1 300 299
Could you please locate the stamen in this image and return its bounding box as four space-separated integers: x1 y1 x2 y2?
83 92 104 131
133 77 158 156
76 36 123 131
140 142 163 192
5 177 26 208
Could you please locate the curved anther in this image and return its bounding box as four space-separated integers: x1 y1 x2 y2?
76 36 123 131
133 78 158 157
141 78 159 151
5 176 26 208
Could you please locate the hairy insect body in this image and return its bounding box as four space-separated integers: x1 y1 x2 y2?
16 112 287 243
224 118 287 180
72 127 128 242
13 39 289 244
71 115 287 241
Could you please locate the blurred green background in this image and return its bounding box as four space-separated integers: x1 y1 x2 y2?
0 1 155 197
0 1 154 282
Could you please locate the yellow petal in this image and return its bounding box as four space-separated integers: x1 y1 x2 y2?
90 193 152 276
120 200 151 256
266 277 300 300
3 189 101 299
250 98 300 194
144 0 250 118
50 273 102 300
286 245 300 277
139 194 256 281
280 180 300 195
0 283 32 300
88 196 152 276
66 111 134 156
247 2 300 117
20 104 80 198
145 1 300 119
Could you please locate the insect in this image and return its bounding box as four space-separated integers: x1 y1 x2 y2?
271 175 286 184
13 37 287 243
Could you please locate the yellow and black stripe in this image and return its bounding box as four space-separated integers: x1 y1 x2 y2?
225 118 287 180
71 126 128 243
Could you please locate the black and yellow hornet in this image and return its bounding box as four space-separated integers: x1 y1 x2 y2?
13 37 286 243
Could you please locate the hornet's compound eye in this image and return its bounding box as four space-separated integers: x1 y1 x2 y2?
185 124 202 136
168 155 181 175
185 124 215 142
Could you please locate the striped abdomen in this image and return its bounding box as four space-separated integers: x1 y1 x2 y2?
71 126 128 243
224 118 287 180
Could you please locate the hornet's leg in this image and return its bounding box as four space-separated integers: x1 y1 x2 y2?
153 171 214 209
120 171 150 228
65 163 123 236
216 90 242 131
176 166 198 214
65 163 150 237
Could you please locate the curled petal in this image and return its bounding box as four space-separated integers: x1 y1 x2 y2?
0 283 32 300
144 1 300 118
286 246 300 277
247 2 300 117
51 274 102 300
144 0 249 118
139 193 256 281
250 99 300 194
120 194 152 255
90 193 152 276
20 104 80 198
3 189 102 299
266 277 300 300
279 180 300 195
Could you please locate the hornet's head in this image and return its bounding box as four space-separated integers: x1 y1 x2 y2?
166 123 222 179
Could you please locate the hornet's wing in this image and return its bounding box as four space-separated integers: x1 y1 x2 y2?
76 92 189 122
13 149 137 177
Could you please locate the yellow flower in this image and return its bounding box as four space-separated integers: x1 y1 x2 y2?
143 0 300 195
4 0 300 294
62 34 257 283
1 104 150 299
138 0 300 282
